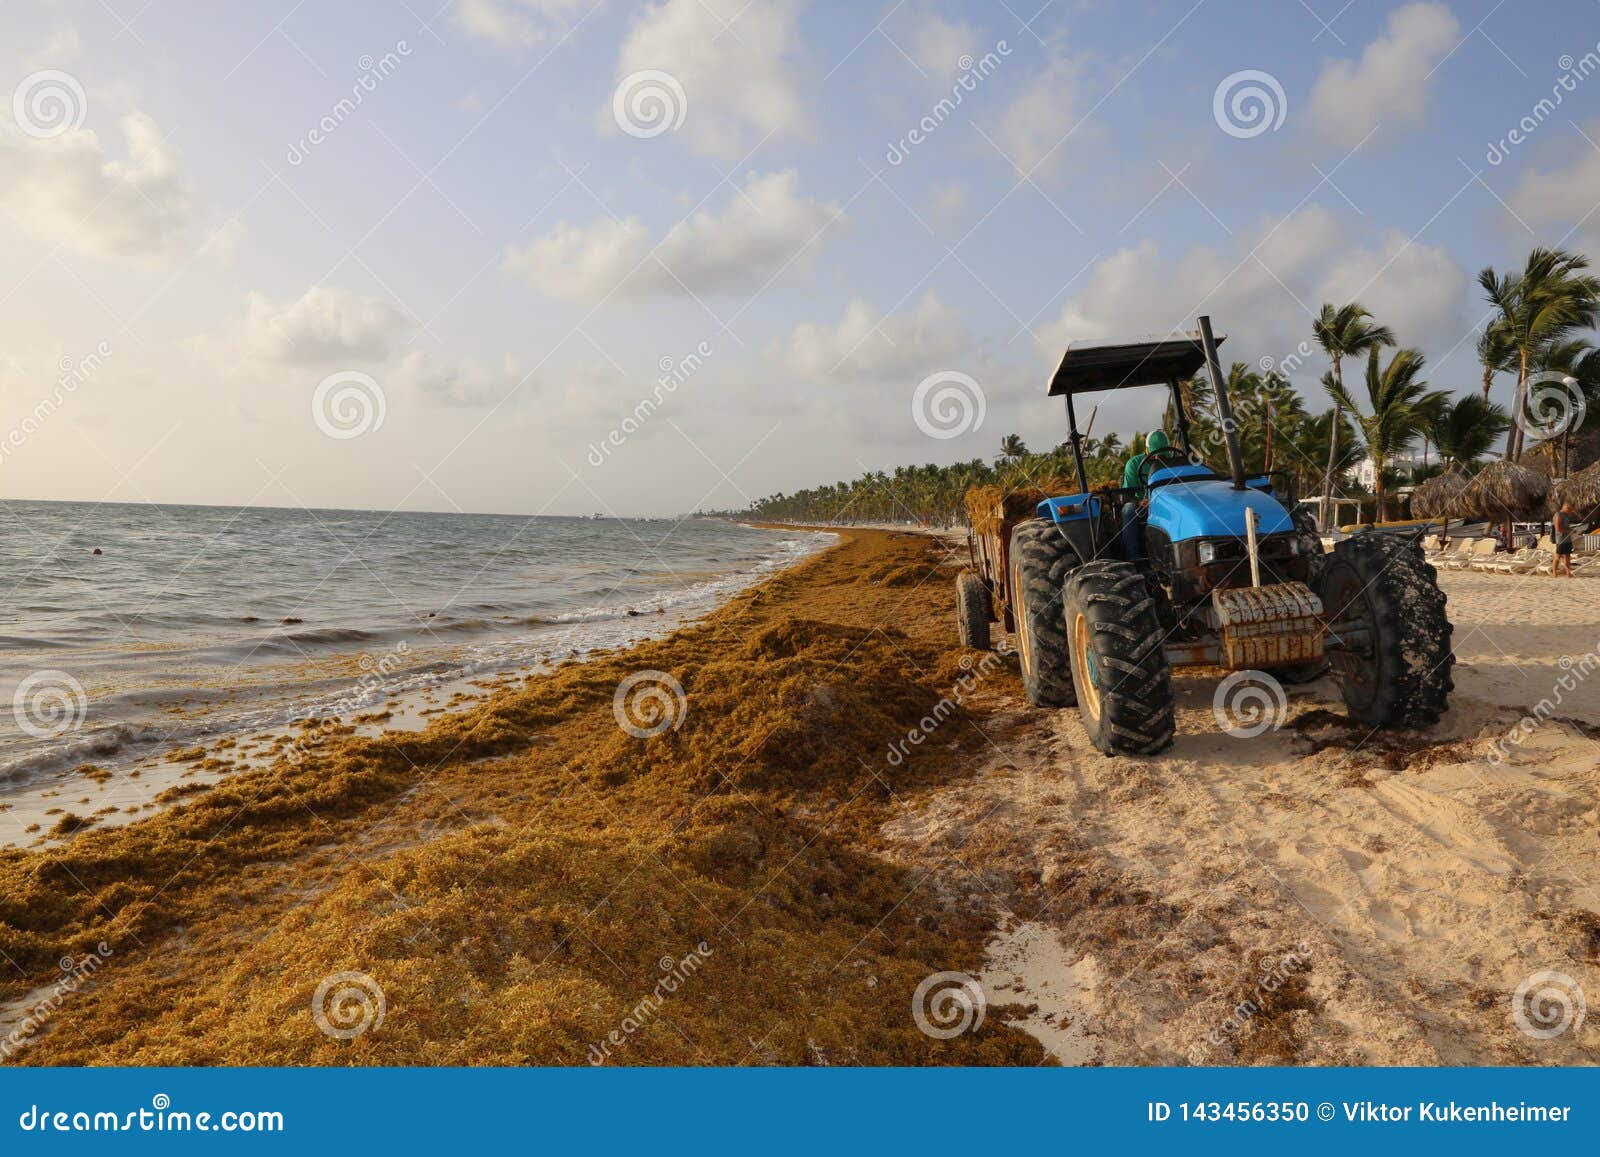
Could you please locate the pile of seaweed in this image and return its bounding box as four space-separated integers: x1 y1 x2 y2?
962 479 1077 536
0 529 1039 1066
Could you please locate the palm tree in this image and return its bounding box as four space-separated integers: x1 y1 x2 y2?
1476 319 1517 402
1312 303 1396 524
996 434 1028 463
1429 395 1511 473
1478 248 1600 460
1324 348 1447 520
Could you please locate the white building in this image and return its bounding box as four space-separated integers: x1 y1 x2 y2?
1354 451 1427 490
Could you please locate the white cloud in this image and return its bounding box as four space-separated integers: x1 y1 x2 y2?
612 0 809 159
198 286 533 410
0 112 190 259
503 170 842 301
898 7 980 81
27 23 82 69
391 350 531 407
454 0 588 52
1504 122 1600 238
1308 2 1459 149
198 218 245 268
781 293 974 381
994 50 1090 180
1041 206 1468 378
244 286 410 364
928 181 969 227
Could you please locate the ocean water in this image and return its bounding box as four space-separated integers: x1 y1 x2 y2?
0 501 827 789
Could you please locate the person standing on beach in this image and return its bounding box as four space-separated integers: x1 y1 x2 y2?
1553 501 1579 578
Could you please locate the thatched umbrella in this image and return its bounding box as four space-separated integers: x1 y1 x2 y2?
1551 460 1600 520
1445 461 1551 548
1409 472 1467 520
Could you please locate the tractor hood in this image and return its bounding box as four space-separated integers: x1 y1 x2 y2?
1147 475 1294 542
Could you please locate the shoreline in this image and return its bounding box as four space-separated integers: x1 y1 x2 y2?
0 525 836 852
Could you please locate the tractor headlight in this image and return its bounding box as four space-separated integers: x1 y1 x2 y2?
1197 542 1218 565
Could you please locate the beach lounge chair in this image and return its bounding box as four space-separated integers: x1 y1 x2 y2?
1437 538 1475 569
1484 548 1543 574
1422 534 1441 554
1463 540 1502 571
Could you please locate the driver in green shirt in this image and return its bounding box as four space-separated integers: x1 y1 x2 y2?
1119 430 1171 560
1121 429 1171 493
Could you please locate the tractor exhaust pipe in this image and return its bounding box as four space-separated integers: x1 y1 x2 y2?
1197 315 1246 491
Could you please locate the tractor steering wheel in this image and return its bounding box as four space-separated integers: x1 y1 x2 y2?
1137 446 1191 489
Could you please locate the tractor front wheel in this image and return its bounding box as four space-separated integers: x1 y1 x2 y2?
1317 533 1453 727
1008 520 1076 707
1061 560 1175 755
955 570 991 650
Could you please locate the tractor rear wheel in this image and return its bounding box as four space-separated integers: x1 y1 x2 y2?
955 570 991 650
1316 533 1453 727
1061 560 1175 755
1008 520 1076 707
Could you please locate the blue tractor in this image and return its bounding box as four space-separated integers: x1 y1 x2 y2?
957 316 1454 756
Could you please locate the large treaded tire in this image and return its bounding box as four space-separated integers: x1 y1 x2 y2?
1061 560 1175 756
1316 532 1454 727
1008 520 1077 708
955 570 991 650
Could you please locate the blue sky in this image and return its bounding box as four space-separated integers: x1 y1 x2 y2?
1 0 1597 515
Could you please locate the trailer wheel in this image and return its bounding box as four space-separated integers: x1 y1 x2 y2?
1061 560 1175 756
1317 533 1453 727
1008 521 1076 708
955 570 991 650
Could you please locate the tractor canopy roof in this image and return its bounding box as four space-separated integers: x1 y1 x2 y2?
1046 331 1224 396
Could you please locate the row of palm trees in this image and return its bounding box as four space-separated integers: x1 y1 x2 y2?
739 248 1600 527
